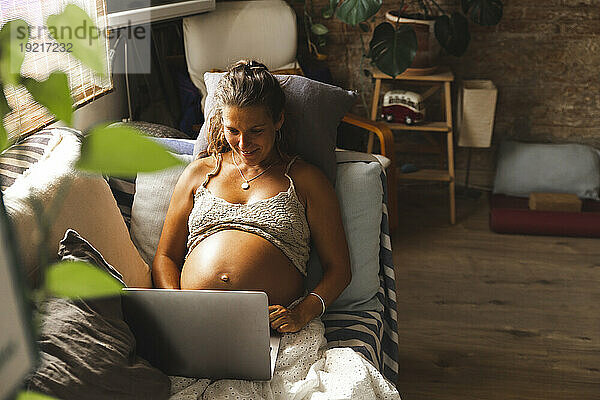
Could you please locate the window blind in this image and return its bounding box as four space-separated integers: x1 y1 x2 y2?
0 0 112 141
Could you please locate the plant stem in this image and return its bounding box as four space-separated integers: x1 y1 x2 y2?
354 26 376 119
303 4 314 56
427 0 447 16
417 0 429 18
357 54 371 118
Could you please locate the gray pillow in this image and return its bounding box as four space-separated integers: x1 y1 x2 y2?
26 229 170 399
493 141 600 200
305 150 383 312
193 73 358 184
131 154 193 267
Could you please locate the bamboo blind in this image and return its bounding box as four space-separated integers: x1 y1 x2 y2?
0 0 112 141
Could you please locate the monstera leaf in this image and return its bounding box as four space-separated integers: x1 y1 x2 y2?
368 22 417 78
434 12 471 57
336 0 382 26
462 0 503 26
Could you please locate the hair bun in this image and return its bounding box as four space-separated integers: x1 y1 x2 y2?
230 60 268 73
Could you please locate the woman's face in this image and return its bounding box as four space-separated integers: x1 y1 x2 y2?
222 105 284 166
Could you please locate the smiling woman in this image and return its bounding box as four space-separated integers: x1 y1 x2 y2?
0 0 111 141
153 60 351 327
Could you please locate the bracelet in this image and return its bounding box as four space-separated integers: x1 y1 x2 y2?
308 292 326 318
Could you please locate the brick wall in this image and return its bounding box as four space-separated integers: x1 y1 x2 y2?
290 0 600 185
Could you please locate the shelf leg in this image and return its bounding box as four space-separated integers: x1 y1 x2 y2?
444 81 456 224
368 78 382 153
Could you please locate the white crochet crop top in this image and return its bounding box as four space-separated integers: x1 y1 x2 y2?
186 154 310 276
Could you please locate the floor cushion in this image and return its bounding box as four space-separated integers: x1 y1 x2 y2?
490 194 600 237
493 141 600 200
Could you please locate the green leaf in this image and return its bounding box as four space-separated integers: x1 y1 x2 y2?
335 0 382 26
321 0 339 19
0 125 8 153
76 124 184 176
17 391 59 400
46 261 124 299
23 72 73 125
0 85 10 117
368 22 417 78
321 7 334 19
434 13 471 57
46 4 107 75
0 19 29 85
462 0 503 26
0 84 12 151
311 23 329 36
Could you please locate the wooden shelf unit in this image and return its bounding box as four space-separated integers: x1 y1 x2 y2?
369 68 456 224
386 121 450 132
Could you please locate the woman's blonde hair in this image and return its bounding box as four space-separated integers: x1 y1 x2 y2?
206 60 287 157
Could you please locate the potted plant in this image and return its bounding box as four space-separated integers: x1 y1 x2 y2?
313 0 503 77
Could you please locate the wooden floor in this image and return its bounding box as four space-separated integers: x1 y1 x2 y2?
391 185 600 400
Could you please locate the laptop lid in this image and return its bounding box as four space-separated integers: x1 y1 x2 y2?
121 288 278 380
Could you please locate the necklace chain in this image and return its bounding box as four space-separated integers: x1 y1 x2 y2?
231 151 276 190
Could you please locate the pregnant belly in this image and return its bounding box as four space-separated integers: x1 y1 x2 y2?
180 230 305 306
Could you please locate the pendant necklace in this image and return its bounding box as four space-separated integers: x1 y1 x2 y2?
231 151 276 190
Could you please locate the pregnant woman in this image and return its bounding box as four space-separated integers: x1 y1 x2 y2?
153 60 400 399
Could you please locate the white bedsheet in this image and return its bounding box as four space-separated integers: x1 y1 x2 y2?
169 318 401 399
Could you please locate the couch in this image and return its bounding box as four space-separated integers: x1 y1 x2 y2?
1 125 399 397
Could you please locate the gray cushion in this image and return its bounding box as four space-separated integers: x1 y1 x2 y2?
131 154 194 266
305 150 383 312
193 73 358 184
493 141 600 200
26 229 170 399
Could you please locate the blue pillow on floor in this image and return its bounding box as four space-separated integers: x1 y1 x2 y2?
493 141 600 200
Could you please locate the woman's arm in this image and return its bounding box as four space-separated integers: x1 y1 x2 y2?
152 162 200 289
270 162 351 332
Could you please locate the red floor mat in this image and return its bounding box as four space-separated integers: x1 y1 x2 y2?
490 194 600 237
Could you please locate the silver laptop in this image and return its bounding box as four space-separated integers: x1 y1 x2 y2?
121 288 280 380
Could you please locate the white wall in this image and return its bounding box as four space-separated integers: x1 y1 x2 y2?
71 74 128 132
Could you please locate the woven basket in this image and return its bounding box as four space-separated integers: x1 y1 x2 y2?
457 80 497 148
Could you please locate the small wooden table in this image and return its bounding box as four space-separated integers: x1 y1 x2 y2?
369 68 456 224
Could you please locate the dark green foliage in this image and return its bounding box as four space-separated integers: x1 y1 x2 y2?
369 22 417 78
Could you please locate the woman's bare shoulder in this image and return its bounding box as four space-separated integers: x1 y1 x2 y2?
287 156 333 197
178 154 218 190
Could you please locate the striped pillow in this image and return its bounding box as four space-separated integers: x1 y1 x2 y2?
0 129 68 190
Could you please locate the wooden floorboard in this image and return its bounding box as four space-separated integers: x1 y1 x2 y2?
391 186 600 400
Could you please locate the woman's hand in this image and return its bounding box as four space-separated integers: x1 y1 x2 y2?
268 304 309 333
